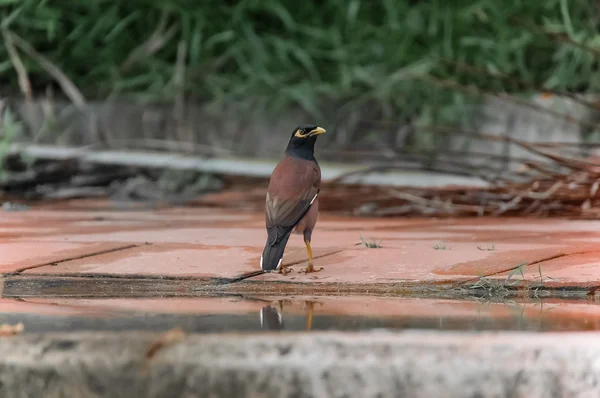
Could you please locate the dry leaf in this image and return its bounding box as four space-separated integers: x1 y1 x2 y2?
0 322 24 336
146 327 185 359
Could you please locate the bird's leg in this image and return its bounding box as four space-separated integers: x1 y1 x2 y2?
305 301 315 331
301 239 323 273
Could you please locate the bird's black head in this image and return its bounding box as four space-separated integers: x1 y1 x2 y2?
284 124 326 161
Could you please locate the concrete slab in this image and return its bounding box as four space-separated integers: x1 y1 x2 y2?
10 144 489 187
1 331 600 397
491 251 600 287
0 241 135 273
23 243 344 278
3 201 600 291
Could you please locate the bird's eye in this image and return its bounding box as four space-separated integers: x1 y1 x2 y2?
294 129 307 138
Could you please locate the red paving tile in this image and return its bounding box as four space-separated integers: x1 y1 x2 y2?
25 244 256 277
491 251 600 286
0 241 134 273
4 202 600 286
24 242 346 278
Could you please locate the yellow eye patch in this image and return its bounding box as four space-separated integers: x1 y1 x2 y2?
294 129 307 138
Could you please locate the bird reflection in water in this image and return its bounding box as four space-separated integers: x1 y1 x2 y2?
260 300 319 331
260 303 284 330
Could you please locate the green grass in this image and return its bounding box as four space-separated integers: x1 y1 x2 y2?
1 0 599 124
468 262 557 299
356 234 382 248
506 263 527 284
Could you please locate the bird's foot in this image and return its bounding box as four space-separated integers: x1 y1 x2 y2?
299 262 323 273
278 266 293 275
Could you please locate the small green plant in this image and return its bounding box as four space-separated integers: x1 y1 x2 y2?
532 263 555 295
477 244 495 251
468 276 511 297
355 234 382 248
467 261 557 299
433 241 447 250
506 263 527 285
469 277 492 290
468 262 527 298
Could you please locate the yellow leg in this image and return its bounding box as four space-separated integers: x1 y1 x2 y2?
301 239 323 273
306 301 314 331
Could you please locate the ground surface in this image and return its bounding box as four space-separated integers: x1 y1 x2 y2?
3 198 600 328
2 199 600 289
4 199 600 397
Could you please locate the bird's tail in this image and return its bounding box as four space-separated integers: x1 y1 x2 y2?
260 233 291 272
260 305 283 330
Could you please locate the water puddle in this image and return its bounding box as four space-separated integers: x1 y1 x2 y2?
2 295 600 333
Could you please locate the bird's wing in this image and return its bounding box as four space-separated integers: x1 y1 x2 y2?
265 185 318 246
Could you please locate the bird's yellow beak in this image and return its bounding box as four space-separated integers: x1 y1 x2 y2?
308 126 326 136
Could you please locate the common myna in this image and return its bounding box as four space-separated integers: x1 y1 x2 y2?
260 124 326 274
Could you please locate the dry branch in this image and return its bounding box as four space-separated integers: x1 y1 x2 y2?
196 141 600 219
6 136 600 220
2 29 31 100
5 30 86 108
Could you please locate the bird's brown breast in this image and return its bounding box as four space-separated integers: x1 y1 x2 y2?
267 155 321 199
264 155 321 234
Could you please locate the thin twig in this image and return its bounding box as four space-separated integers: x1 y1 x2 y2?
511 17 600 59
2 29 31 100
6 30 86 107
416 75 600 132
173 40 188 144
120 12 178 72
438 57 599 110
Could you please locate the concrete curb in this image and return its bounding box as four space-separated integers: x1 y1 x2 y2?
9 144 488 188
0 331 599 397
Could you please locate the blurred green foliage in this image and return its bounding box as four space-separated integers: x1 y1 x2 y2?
0 107 22 181
0 0 599 123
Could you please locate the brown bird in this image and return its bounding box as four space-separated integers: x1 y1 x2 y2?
260 124 326 274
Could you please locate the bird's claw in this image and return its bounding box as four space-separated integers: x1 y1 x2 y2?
299 263 323 273
278 266 293 275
